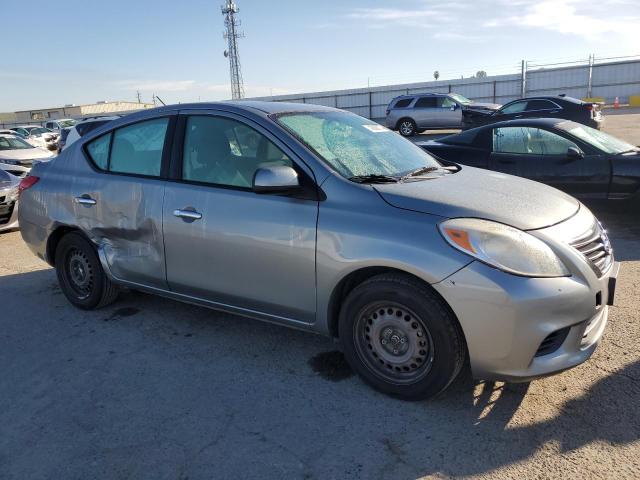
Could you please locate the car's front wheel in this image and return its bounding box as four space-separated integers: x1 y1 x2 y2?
339 273 466 400
55 232 119 310
397 119 417 137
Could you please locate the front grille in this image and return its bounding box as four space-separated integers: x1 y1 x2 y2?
535 327 570 357
569 222 613 277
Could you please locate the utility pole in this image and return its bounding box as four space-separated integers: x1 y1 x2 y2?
222 0 245 100
520 59 527 98
587 53 595 98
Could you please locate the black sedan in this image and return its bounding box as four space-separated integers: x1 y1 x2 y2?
418 118 639 201
463 95 603 130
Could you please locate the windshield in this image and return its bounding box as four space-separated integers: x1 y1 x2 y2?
0 136 35 150
275 111 441 178
449 93 472 105
558 122 637 154
58 119 77 128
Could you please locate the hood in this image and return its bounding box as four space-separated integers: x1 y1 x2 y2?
467 102 500 110
0 147 54 161
373 166 579 230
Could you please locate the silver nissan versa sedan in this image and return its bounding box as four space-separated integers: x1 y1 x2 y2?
18 101 619 400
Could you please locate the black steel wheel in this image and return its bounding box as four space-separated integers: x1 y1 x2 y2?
55 232 119 310
339 273 466 400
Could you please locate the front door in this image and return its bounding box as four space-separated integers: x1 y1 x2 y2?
488 126 610 198
162 112 318 323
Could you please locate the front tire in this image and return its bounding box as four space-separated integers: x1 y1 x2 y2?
55 232 119 310
339 273 466 400
397 119 417 137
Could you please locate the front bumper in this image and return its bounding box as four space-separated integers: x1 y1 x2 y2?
433 258 619 382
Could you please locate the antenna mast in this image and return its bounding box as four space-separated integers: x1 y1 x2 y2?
222 0 245 100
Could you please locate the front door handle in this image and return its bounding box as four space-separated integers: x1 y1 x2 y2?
74 195 96 206
173 209 202 221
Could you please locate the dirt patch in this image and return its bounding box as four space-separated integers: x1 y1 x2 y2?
103 307 141 322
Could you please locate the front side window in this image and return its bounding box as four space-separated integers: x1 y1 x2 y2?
493 127 577 155
449 93 472 105
439 97 456 108
500 101 528 114
182 116 292 188
84 117 168 176
276 111 441 178
414 97 438 108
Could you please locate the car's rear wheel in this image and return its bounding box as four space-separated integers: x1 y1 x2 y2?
55 232 119 310
339 273 466 400
398 119 416 137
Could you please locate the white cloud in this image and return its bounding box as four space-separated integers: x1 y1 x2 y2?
344 0 640 42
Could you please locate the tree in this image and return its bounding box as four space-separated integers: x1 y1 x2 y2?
433 70 440 81
476 70 487 78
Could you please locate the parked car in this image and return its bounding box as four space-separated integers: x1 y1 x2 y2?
19 102 618 400
60 116 120 152
418 118 639 201
0 134 55 177
10 125 59 151
0 129 26 138
463 95 603 130
45 118 77 132
386 93 500 136
0 169 19 232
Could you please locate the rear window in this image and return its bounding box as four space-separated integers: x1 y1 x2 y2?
394 98 412 108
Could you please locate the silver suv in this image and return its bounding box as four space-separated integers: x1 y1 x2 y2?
386 93 500 136
18 102 618 400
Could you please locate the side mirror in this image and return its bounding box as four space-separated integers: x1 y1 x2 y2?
567 146 584 160
252 165 301 194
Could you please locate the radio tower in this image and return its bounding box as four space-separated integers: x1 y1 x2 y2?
222 0 245 99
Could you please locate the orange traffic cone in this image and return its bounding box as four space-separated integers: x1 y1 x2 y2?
614 96 620 109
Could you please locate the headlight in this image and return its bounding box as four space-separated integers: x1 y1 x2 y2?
439 218 570 278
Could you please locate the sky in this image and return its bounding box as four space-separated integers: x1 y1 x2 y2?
1 0 639 112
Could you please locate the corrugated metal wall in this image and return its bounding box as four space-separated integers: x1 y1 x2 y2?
250 59 640 121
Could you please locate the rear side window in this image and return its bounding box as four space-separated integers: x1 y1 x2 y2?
76 120 110 137
110 118 168 176
84 117 169 176
394 98 412 108
526 99 558 111
414 97 438 108
86 133 111 170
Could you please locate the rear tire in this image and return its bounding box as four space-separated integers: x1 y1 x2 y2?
397 119 417 137
339 273 466 400
55 232 119 310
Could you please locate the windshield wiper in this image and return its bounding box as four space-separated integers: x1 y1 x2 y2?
617 148 639 155
349 174 399 184
400 166 440 181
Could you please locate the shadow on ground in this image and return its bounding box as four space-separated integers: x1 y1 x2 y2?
1 266 638 479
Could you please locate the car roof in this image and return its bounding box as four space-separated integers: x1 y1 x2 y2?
393 93 447 100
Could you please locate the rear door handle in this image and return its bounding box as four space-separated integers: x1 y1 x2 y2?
173 209 202 221
74 195 96 206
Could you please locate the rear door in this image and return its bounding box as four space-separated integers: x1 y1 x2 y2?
488 126 609 198
412 96 439 129
162 110 318 323
77 115 175 288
